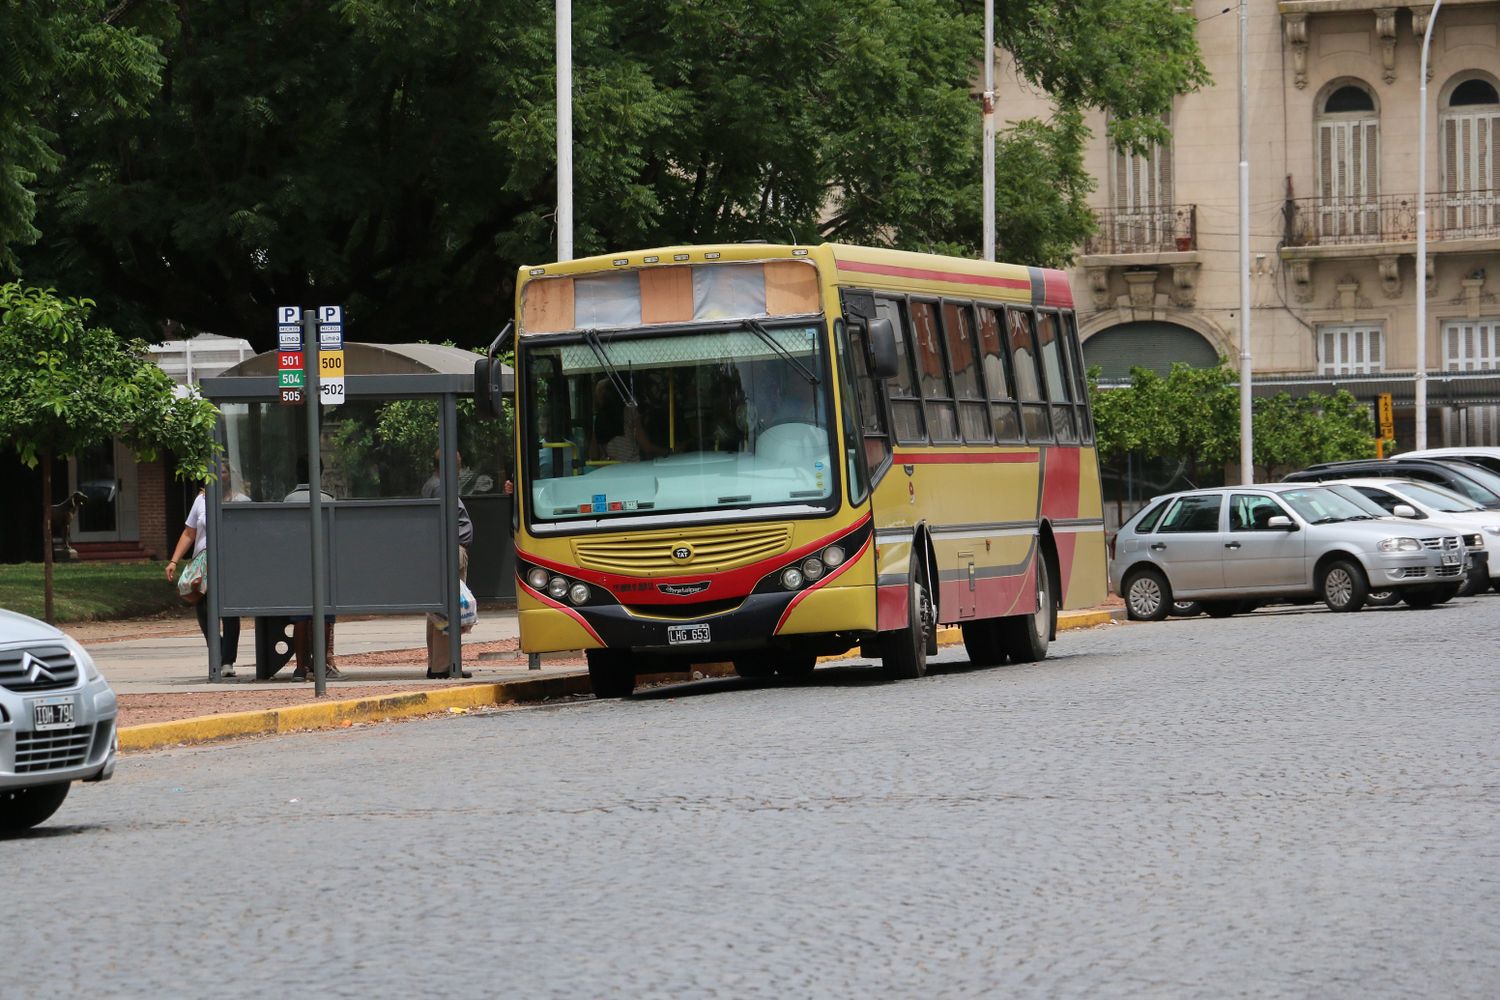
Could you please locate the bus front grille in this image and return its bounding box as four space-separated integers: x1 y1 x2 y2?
573 525 793 576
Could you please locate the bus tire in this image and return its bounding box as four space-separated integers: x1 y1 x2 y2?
881 561 933 681
961 620 1005 667
1000 553 1054 663
586 649 635 698
732 653 778 679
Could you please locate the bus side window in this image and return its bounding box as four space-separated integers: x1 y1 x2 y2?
977 306 1022 443
1063 312 1094 444
876 296 924 444
910 300 958 443
1036 311 1077 443
1006 307 1052 443
835 321 879 499
942 301 990 444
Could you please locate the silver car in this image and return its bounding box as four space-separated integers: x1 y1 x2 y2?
1109 484 1466 620
1 609 117 831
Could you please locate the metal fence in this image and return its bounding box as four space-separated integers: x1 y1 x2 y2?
1084 205 1197 255
1284 190 1500 247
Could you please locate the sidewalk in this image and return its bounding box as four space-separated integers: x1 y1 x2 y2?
94 606 1122 750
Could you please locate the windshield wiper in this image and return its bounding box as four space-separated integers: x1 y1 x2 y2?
743 319 819 386
580 328 638 409
1345 514 1377 520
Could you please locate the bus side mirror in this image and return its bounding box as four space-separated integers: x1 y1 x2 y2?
474 323 515 421
866 316 899 380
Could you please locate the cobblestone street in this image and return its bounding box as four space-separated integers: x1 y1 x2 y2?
11 598 1498 998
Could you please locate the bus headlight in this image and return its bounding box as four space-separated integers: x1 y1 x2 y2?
548 576 569 599
823 545 846 568
568 582 591 605
527 568 550 590
780 567 804 590
801 557 825 581
1377 537 1421 552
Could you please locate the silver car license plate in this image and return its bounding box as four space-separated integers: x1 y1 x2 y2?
667 623 711 646
30 695 76 732
1442 549 1460 566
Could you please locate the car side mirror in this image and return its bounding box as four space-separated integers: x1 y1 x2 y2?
865 316 900 380
1391 503 1418 518
1266 515 1296 530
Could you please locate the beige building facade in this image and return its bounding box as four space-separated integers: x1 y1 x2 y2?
1000 0 1499 450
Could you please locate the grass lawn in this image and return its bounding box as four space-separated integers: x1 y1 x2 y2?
0 561 185 623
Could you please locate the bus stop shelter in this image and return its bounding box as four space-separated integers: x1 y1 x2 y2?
199 343 512 681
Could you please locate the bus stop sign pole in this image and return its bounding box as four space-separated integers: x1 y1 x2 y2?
303 308 327 696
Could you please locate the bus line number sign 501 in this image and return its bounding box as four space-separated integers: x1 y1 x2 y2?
279 351 303 369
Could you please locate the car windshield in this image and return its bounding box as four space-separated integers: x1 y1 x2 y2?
1323 484 1391 518
1425 462 1500 505
1277 486 1376 523
1391 480 1486 512
521 323 835 524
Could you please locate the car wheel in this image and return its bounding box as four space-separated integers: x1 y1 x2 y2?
1319 558 1368 613
882 558 933 681
1000 555 1055 664
0 782 71 831
1169 601 1203 617
1366 590 1402 607
1201 600 1249 618
1457 570 1486 597
586 648 636 698
1123 567 1171 621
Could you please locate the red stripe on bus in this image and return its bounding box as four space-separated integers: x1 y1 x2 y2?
892 451 1040 465
773 534 873 633
1053 531 1077 603
836 260 1033 292
1040 447 1082 520
876 584 909 632
1041 269 1074 308
518 580 606 645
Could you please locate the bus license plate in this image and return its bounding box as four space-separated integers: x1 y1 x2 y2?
668 624 711 646
30 695 76 732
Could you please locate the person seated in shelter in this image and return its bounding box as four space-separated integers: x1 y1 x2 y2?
284 456 339 680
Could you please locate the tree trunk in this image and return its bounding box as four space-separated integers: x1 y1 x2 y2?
41 448 55 624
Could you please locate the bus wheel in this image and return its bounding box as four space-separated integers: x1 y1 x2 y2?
586 649 636 698
1000 555 1054 664
776 654 817 679
732 654 778 679
960 620 1005 667
881 562 933 681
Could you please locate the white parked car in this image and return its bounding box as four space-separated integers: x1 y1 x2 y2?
1400 446 1500 479
1325 478 1500 593
1 609 117 831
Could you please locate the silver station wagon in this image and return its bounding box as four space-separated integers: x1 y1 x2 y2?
1 609 118 831
1108 484 1466 620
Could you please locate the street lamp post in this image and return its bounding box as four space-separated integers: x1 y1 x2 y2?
557 0 573 261
1237 0 1253 484
1415 0 1442 449
982 0 995 262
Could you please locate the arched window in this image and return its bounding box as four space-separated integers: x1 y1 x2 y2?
1110 112 1174 251
1316 82 1379 241
1441 75 1499 235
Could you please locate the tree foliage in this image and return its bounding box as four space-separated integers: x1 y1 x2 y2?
0 0 162 272
1089 363 1377 490
0 282 218 618
16 0 1207 350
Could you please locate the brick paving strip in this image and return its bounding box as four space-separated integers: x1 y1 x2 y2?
116 609 1121 751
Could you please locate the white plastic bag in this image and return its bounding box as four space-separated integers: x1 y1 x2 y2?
428 579 479 634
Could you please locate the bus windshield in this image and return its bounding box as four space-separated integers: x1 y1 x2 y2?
522 324 836 524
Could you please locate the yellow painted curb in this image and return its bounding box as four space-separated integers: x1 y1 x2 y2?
120 611 1118 752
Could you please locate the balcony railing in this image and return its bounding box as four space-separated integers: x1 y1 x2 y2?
1284 190 1500 247
1083 206 1196 255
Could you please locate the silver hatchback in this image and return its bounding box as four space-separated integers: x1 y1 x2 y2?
1 609 118 831
1108 484 1466 620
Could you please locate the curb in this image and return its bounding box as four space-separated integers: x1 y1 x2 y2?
118 609 1119 752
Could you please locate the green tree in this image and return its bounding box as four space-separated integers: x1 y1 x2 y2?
0 0 163 271
0 283 218 621
18 0 1207 350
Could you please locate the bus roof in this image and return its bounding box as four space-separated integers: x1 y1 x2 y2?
517 243 1072 311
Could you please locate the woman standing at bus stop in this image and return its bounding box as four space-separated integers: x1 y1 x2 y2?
165 465 249 678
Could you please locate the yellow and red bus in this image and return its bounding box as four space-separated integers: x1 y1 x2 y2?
477 243 1107 696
